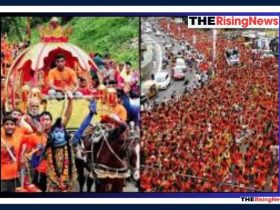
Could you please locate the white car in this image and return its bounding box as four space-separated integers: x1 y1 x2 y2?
165 42 173 50
155 72 171 90
175 58 187 72
145 27 152 34
155 30 161 36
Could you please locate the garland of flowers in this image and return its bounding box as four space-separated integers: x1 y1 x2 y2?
48 145 71 191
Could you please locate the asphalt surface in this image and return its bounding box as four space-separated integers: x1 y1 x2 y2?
141 18 196 103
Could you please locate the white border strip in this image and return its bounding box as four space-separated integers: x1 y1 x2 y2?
0 6 280 13
0 7 279 204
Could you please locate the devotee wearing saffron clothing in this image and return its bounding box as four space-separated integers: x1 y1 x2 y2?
141 19 278 192
48 54 82 98
0 116 42 192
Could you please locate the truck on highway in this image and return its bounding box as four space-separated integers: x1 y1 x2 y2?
225 47 240 66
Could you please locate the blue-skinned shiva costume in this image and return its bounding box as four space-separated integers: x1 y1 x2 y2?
45 101 97 192
120 94 140 126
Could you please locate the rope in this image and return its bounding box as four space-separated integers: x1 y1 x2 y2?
141 164 258 191
97 122 127 168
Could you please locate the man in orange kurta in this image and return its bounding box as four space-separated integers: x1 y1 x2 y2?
48 54 81 98
1 116 38 192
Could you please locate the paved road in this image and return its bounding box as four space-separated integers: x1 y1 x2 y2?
142 34 162 76
141 17 196 103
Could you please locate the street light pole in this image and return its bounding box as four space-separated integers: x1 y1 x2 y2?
213 29 217 63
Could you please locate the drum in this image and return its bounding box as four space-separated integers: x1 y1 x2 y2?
107 88 117 107
97 84 107 103
21 85 30 102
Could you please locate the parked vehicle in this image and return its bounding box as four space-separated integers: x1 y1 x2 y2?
260 49 275 59
141 80 158 98
154 72 171 90
175 57 187 72
172 66 185 80
225 48 240 66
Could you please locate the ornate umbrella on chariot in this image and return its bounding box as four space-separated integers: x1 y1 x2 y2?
4 17 128 130
4 17 99 112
